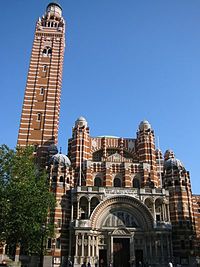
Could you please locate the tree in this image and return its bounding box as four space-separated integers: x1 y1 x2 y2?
0 145 55 255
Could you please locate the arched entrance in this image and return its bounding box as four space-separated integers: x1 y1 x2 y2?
90 195 154 267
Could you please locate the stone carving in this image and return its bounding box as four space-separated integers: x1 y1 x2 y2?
105 188 138 196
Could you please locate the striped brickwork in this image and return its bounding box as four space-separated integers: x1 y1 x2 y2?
17 3 65 163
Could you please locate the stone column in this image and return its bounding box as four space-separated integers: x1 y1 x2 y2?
88 235 91 259
96 235 99 263
71 203 74 221
77 200 80 219
74 234 79 264
92 236 95 257
153 200 156 222
167 203 170 221
110 236 113 264
88 200 91 218
82 234 85 258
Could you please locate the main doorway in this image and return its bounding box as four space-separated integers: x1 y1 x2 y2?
99 249 107 267
113 238 130 267
135 249 143 267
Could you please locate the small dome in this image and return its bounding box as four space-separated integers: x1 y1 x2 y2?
51 153 71 167
139 120 151 131
48 144 58 155
164 158 184 171
75 116 88 127
46 2 62 19
164 149 184 170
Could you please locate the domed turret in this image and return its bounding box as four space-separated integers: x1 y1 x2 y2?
139 120 151 131
75 116 88 128
46 2 62 19
51 153 71 167
164 149 184 170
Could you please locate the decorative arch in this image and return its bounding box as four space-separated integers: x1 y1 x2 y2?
90 195 154 230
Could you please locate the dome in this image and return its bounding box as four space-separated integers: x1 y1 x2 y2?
164 158 184 171
164 149 184 170
139 120 151 131
51 153 71 167
46 2 62 19
75 116 88 127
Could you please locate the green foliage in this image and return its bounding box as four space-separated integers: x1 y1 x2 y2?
0 145 55 254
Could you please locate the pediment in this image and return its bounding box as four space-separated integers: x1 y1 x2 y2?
107 152 127 162
112 227 131 236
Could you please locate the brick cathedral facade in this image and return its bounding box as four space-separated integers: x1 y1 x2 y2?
15 2 200 267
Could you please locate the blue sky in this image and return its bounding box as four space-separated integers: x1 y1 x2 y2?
0 1 200 193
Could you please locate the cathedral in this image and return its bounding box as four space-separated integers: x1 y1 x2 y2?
15 2 200 267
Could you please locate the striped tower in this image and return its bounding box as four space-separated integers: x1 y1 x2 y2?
163 150 196 263
17 2 65 163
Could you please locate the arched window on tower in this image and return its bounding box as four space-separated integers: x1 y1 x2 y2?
94 177 102 187
37 113 42 121
40 87 44 95
113 177 122 187
133 178 140 188
42 47 52 57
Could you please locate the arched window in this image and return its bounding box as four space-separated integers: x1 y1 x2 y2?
59 176 64 182
42 47 52 57
79 197 88 219
114 178 121 187
52 176 57 183
37 113 42 121
94 177 102 187
56 238 61 249
133 178 140 188
40 87 44 95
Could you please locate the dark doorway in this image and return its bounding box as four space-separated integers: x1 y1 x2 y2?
99 249 107 267
113 238 130 267
135 249 143 267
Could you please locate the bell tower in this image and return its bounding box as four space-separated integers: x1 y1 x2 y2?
17 3 65 161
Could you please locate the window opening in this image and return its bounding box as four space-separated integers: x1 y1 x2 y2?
43 65 47 72
40 87 44 95
37 113 41 121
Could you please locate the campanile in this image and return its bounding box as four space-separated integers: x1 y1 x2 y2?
17 3 65 158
